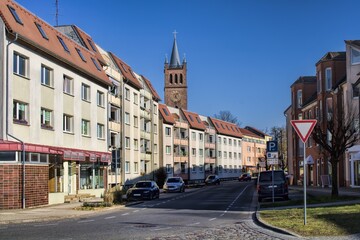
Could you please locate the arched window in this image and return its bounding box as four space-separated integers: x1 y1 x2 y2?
175 74 178 84
169 74 173 84
180 74 183 84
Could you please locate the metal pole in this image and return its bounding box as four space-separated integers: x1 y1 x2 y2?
115 148 118 186
303 142 307 225
272 164 274 203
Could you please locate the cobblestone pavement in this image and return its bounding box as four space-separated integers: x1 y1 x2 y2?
146 220 297 240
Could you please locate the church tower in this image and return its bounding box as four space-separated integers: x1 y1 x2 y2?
164 32 187 109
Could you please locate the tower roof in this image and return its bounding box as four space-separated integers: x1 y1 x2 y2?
169 32 181 68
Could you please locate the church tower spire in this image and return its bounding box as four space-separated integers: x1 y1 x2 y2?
164 31 188 109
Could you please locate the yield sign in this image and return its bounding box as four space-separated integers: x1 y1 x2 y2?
290 120 317 143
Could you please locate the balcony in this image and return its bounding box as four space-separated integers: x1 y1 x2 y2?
108 94 121 106
205 157 216 164
140 109 151 120
205 142 215 149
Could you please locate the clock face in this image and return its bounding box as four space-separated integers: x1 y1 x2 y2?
170 90 181 103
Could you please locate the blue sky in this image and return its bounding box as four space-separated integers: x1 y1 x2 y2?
14 0 360 131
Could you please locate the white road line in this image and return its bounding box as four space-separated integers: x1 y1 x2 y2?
151 227 172 231
186 222 200 226
209 218 217 221
104 216 116 219
77 219 94 223
133 210 139 213
34 223 58 227
122 213 129 216
141 208 147 210
221 184 251 217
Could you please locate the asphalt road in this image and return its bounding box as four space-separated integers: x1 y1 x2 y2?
0 181 292 240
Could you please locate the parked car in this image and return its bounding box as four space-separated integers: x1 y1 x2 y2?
126 180 160 201
163 177 185 193
257 170 288 202
238 173 252 182
205 175 220 185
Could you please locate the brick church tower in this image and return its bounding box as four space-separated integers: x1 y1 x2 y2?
164 32 187 109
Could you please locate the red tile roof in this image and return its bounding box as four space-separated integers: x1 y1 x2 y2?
158 104 175 124
182 109 206 131
0 0 111 86
109 52 142 89
141 75 161 101
240 128 262 139
209 117 243 138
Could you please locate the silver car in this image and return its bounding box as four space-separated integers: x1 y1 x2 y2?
163 177 185 193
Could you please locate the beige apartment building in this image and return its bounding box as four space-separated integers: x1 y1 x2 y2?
0 0 111 209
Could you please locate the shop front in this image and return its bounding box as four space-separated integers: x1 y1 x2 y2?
348 145 360 188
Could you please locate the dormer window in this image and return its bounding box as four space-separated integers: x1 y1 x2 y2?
87 39 97 52
351 48 360 65
58 36 70 53
35 22 48 40
76 48 86 62
91 58 101 71
8 5 23 25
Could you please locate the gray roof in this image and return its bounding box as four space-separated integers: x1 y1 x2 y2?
169 36 182 68
290 76 316 87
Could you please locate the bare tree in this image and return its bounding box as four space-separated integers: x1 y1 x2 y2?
311 106 359 196
213 110 241 126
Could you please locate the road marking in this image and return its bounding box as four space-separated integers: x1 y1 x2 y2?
209 218 217 221
221 184 251 217
78 219 94 223
122 213 129 216
141 208 147 210
133 210 139 213
104 216 116 219
151 227 172 231
186 222 200 226
34 223 58 227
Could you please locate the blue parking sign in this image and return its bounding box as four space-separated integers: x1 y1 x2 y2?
266 141 278 152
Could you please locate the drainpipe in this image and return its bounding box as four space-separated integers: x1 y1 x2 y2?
121 78 128 189
6 33 26 209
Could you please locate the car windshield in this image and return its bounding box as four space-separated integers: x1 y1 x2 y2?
167 178 180 183
259 172 284 182
135 182 151 188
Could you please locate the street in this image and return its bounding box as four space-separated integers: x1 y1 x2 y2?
0 181 294 240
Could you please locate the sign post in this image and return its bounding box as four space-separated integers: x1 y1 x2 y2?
266 141 278 203
290 119 317 225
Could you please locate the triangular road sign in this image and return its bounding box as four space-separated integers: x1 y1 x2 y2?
290 120 317 143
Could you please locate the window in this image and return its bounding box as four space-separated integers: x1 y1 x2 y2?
229 152 232 159
41 65 53 86
199 133 203 141
63 75 73 94
354 118 359 134
81 83 90 101
125 88 130 100
297 90 302 108
166 146 171 154
125 112 130 125
134 116 138 127
224 138 227 145
234 153 237 159
63 114 73 133
133 93 138 104
41 108 52 128
192 132 196 141
57 36 70 53
326 97 333 120
247 157 251 162
165 127 171 136
153 104 157 114
97 123 105 139
76 48 86 62
224 151 227 159
13 52 27 77
125 137 130 149
134 139 139 150
134 162 138 173
166 164 172 173
199 149 203 157
192 165 196 172
13 101 27 123
325 68 332 91
218 137 221 144
154 124 157 134
97 91 104 107
317 70 322 93
110 105 120 122
35 22 48 39
87 39 97 52
192 148 196 156
154 144 158 153
125 161 130 173
353 84 360 98
81 119 90 136
229 139 232 145
247 146 251 152
8 5 23 24
351 48 360 65
218 151 222 158
91 58 101 71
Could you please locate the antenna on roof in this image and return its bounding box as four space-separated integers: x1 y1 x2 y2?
55 0 59 26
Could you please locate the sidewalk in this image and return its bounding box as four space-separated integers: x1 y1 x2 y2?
0 202 125 225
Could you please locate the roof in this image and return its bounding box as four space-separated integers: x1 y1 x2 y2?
182 109 206 131
302 91 317 108
345 40 360 49
109 52 142 89
169 35 181 68
0 0 111 86
316 52 346 66
244 126 268 138
240 128 263 139
290 76 316 88
158 104 175 124
141 75 161 101
209 117 243 138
